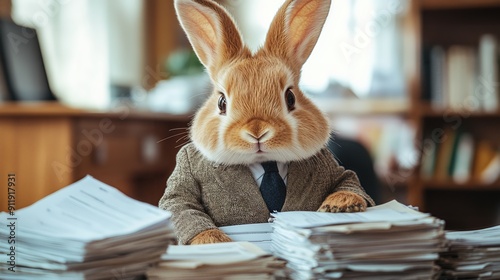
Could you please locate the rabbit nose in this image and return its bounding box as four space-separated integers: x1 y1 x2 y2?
241 129 274 143
250 130 269 141
242 130 271 143
241 118 274 143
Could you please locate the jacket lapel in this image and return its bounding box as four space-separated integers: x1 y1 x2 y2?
208 157 319 214
211 163 255 187
283 160 316 210
211 163 270 214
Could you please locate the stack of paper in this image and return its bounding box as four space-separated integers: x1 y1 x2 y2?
220 223 273 252
270 200 446 279
0 175 176 280
439 225 500 279
146 241 285 279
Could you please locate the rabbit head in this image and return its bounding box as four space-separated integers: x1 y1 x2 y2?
175 0 332 164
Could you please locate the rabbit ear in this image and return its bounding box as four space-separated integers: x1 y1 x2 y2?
174 0 248 72
263 0 331 69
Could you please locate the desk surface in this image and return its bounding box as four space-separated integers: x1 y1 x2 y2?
0 101 191 211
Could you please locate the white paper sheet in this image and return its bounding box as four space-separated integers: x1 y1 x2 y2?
271 200 429 228
0 175 171 241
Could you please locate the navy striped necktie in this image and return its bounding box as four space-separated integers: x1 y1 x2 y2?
260 161 286 212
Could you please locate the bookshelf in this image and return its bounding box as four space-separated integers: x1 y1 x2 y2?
311 98 409 117
408 0 500 230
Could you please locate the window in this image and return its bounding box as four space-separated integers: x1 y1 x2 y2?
11 0 144 109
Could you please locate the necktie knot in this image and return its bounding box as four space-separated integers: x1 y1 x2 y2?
261 161 279 173
259 161 286 212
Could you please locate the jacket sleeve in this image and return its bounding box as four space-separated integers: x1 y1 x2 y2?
324 149 376 207
158 146 217 244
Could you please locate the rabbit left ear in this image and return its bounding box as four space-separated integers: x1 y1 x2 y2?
262 0 331 70
174 0 248 73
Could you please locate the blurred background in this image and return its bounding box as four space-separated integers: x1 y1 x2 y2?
0 0 499 230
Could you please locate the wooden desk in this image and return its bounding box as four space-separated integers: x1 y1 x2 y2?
0 102 191 211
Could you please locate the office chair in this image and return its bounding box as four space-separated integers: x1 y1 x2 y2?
328 136 381 205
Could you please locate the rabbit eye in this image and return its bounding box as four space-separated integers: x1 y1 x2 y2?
285 88 295 111
218 93 227 115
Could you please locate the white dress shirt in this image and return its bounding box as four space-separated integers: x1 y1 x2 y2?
248 162 288 186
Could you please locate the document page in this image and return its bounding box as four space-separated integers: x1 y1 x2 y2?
161 242 269 265
271 200 429 228
0 175 171 241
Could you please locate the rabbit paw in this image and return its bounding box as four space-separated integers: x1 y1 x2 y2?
318 191 367 213
189 228 232 245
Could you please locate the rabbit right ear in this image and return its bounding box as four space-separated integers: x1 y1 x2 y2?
174 0 249 73
262 0 331 71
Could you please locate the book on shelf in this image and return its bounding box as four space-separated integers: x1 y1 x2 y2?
433 127 459 181
421 34 499 112
420 131 500 185
473 139 500 183
451 132 475 183
479 34 499 112
431 45 446 109
420 139 438 180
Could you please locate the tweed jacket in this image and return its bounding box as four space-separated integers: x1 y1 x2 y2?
159 143 375 244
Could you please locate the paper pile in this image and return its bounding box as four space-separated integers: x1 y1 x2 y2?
271 200 446 279
146 241 285 279
439 225 500 279
220 223 273 253
0 175 176 280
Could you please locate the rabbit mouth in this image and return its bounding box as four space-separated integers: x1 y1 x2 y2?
255 142 266 154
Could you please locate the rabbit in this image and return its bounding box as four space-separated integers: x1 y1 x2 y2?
159 0 375 245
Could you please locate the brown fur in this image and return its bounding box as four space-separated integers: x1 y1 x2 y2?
176 0 333 165
189 228 232 245
318 191 367 213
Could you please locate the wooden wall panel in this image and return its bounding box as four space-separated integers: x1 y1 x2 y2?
0 118 73 211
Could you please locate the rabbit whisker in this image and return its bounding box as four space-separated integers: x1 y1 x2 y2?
157 132 189 143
